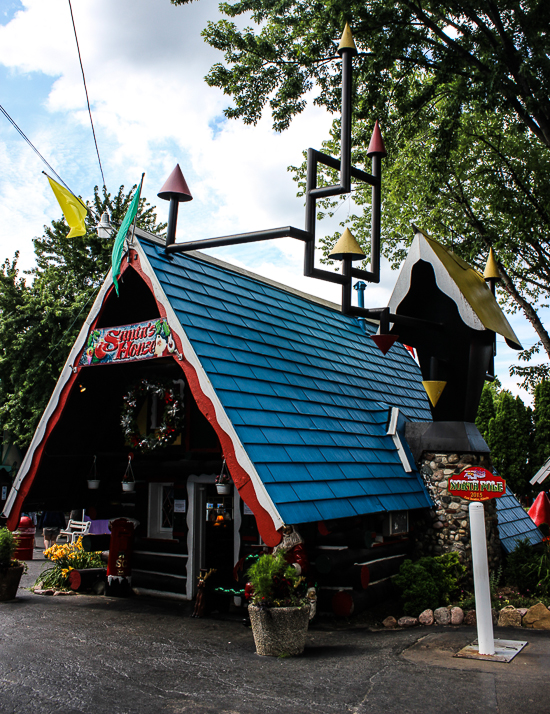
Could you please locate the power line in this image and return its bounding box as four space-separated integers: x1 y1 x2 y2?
0 104 73 192
0 103 100 219
68 0 106 189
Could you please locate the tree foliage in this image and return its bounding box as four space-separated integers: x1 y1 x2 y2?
475 381 498 443
0 186 166 447
183 0 550 385
531 380 550 473
476 386 532 496
476 380 550 496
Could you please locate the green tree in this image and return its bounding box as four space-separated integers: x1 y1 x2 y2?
475 382 497 444
487 391 532 496
176 0 550 383
531 380 550 474
0 186 166 447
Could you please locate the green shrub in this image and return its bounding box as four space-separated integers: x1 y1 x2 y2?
246 551 307 607
0 528 18 567
394 552 465 616
505 538 543 595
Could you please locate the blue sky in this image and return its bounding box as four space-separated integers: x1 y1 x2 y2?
0 0 545 401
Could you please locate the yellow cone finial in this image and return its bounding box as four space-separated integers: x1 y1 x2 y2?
338 22 358 56
422 381 447 407
329 228 365 261
484 247 501 281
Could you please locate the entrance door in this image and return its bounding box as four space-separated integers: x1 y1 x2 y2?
204 485 234 578
186 475 241 599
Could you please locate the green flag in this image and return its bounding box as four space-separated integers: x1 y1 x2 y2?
111 175 144 295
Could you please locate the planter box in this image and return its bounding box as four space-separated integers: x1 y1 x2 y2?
87 480 100 490
216 484 232 495
248 604 310 656
122 482 135 492
0 564 25 602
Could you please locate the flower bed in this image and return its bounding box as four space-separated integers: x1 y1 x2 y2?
33 538 103 591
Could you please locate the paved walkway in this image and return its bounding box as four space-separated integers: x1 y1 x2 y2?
1 544 549 714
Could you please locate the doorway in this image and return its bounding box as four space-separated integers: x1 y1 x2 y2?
186 474 241 599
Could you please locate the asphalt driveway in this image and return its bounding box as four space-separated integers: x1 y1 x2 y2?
0 550 549 714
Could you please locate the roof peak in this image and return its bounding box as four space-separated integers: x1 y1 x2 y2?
134 227 351 314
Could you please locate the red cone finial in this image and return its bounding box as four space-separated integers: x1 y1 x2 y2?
367 120 387 158
158 164 193 202
371 334 399 355
528 491 550 526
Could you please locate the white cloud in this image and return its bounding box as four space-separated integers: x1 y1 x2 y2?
0 0 544 400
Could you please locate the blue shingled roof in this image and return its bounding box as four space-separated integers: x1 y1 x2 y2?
141 238 433 524
496 487 543 553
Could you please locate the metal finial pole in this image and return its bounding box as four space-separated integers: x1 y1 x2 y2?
340 47 353 192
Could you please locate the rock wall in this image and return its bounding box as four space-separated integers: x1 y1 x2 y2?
410 451 501 582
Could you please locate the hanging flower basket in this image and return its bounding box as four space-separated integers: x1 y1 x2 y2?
87 456 100 489
215 458 232 495
121 454 135 492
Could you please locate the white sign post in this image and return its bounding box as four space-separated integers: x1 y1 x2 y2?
469 502 494 655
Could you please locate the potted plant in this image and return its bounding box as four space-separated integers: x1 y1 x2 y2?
246 551 310 656
0 527 26 601
215 458 232 495
87 454 100 489
121 453 135 492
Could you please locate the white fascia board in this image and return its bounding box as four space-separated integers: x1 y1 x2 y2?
134 240 284 531
530 456 550 485
3 273 114 518
386 407 412 473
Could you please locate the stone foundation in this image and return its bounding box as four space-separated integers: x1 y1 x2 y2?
411 452 501 582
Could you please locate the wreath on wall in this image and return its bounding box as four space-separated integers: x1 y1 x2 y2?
120 379 185 453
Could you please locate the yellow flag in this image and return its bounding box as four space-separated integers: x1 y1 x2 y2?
47 176 87 238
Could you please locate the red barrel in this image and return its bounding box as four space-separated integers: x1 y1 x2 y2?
14 516 36 560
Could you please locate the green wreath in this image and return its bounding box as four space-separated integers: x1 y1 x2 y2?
121 379 184 453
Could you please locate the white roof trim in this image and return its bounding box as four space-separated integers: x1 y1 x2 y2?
388 233 485 332
386 407 412 473
4 273 114 518
530 456 550 485
134 240 284 531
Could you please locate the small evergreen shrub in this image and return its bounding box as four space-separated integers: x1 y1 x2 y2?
0 528 18 567
505 538 542 595
394 552 465 616
246 551 307 607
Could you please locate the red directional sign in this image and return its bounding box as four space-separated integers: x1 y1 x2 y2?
448 467 506 502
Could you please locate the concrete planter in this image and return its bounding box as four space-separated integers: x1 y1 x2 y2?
0 564 24 602
248 604 310 656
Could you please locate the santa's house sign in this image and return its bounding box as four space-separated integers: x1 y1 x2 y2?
448 467 506 502
79 317 180 367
